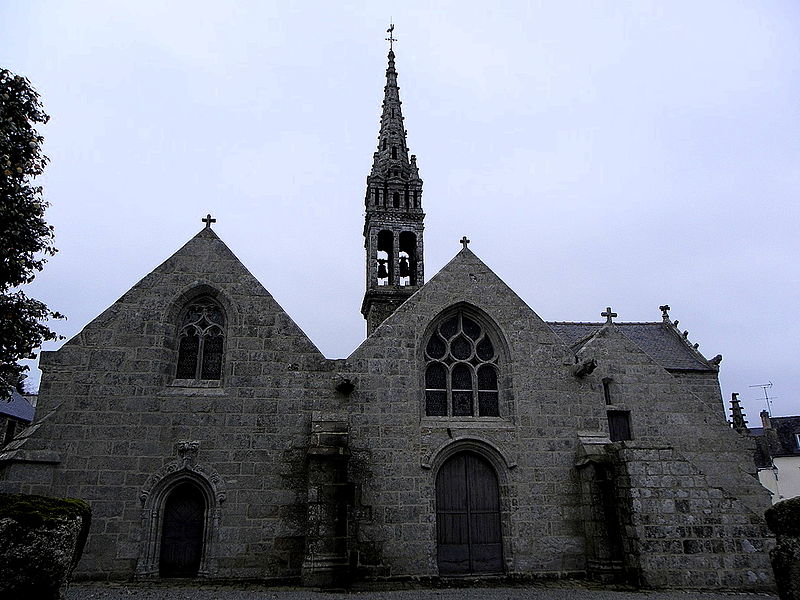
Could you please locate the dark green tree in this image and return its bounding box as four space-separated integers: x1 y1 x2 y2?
0 68 63 399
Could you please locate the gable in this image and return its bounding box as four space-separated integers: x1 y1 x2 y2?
350 247 573 362
45 227 323 360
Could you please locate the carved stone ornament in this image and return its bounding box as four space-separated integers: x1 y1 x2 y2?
572 357 598 378
139 442 226 505
177 440 200 467
334 374 356 395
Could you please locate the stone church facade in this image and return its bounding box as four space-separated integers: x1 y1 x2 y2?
0 45 775 589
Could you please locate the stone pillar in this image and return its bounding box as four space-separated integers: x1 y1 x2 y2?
576 432 626 583
302 412 351 587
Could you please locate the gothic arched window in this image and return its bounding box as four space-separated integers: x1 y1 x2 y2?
424 312 500 417
176 297 226 380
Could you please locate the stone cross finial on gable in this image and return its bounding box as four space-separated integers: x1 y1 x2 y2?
202 213 216 229
659 304 671 320
602 306 617 324
460 236 470 250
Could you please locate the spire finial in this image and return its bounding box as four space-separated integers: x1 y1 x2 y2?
729 392 748 432
602 306 617 324
386 23 396 51
202 213 216 229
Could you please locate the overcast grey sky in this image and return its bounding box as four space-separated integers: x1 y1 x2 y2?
2 1 798 419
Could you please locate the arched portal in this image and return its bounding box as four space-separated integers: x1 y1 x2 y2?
436 451 503 575
159 481 206 577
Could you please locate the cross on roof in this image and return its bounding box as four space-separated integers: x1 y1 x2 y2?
602 306 617 324
659 304 671 319
202 213 216 229
460 236 470 250
386 23 396 50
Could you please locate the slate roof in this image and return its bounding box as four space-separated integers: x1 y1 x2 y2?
750 415 800 467
0 390 35 423
546 321 713 371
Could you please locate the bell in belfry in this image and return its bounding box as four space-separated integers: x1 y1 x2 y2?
399 256 410 277
377 259 388 279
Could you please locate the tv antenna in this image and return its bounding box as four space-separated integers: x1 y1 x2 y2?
749 381 775 415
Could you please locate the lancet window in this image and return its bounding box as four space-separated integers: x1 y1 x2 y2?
176 297 226 380
424 312 500 417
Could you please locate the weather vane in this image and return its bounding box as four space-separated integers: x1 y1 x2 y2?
386 23 396 50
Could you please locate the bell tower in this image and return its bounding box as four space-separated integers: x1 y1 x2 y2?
361 26 425 335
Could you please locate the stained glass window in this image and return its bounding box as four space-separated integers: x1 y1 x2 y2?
176 297 226 380
423 311 501 417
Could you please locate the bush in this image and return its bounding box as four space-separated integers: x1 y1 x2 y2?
0 493 91 600
0 492 90 528
766 496 800 538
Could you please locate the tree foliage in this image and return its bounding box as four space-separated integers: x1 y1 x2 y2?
1 69 63 399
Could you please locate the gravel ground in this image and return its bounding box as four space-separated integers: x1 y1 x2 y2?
64 582 779 600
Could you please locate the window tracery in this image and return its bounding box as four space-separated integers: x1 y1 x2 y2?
176 297 225 380
424 312 500 417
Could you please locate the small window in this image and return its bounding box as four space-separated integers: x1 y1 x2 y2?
795 433 800 449
392 146 398 159
602 378 612 405
607 410 632 442
176 297 226 380
424 312 501 417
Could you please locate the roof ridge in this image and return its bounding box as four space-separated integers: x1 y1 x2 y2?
660 316 714 367
548 318 715 372
546 320 662 326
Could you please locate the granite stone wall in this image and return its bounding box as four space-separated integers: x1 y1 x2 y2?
0 235 776 590
612 442 773 589
0 229 331 580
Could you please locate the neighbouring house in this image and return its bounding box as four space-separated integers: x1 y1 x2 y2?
730 393 800 503
1 390 35 448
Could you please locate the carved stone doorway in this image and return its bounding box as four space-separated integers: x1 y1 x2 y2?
159 481 206 577
436 452 503 575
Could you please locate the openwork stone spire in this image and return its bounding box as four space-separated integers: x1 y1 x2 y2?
368 47 421 190
362 29 426 335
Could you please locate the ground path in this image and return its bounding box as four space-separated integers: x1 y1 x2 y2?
65 581 779 600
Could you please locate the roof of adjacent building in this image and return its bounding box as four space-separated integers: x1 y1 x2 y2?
546 321 714 371
0 390 36 423
750 415 800 467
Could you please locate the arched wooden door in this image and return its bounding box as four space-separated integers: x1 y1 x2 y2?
436 452 503 575
159 481 206 577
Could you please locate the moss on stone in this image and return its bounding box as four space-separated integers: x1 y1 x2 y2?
0 492 90 530
766 496 800 538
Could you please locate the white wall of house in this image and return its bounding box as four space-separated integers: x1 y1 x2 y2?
758 456 800 504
